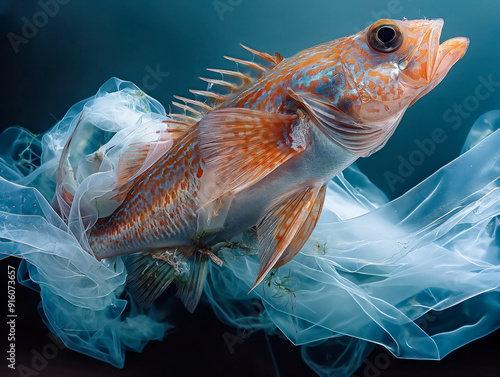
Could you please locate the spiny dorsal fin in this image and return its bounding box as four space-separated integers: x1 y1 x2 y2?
168 44 282 124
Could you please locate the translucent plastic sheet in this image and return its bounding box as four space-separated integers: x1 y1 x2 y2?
1 79 499 376
205 110 500 376
0 78 172 367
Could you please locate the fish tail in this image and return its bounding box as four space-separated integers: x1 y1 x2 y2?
125 247 216 313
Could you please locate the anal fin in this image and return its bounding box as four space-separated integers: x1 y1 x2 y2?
176 252 210 313
125 248 191 308
125 246 211 313
251 184 323 291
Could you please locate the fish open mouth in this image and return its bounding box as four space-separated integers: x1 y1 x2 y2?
406 19 469 104
428 19 469 83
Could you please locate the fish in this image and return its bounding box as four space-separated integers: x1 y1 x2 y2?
58 18 468 312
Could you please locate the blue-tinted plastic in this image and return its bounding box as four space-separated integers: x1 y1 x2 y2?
1 79 499 375
0 78 171 367
205 110 500 376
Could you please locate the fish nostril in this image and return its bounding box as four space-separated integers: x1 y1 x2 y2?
398 59 408 70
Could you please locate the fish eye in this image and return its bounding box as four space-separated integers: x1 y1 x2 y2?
367 20 403 53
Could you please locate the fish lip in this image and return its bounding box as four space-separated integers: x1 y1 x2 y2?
427 18 445 82
410 20 469 105
405 18 444 84
427 18 469 87
431 36 469 82
402 19 468 104
429 19 469 82
401 19 468 85
397 19 441 87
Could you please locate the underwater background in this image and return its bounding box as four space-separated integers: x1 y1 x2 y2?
1 0 499 376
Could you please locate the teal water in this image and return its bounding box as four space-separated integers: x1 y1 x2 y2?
1 1 500 376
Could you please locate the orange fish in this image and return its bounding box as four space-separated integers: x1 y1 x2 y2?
59 19 468 312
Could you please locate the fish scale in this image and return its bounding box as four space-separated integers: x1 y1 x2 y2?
89 129 202 255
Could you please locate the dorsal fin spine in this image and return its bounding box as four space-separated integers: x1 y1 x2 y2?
189 89 226 102
199 77 239 90
168 113 198 124
171 101 202 116
240 44 279 65
223 56 267 72
173 95 214 111
206 68 252 83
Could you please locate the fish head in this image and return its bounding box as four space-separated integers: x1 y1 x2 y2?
290 18 468 156
345 18 469 122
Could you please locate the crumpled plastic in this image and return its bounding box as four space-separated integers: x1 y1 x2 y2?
206 109 500 376
1 78 499 376
0 78 172 367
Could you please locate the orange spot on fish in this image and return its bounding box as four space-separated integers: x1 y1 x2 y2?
196 166 203 178
306 67 320 77
368 70 390 84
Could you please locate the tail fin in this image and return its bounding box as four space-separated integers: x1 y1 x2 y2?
125 248 209 313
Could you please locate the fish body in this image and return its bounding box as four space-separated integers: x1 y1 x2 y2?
77 19 468 311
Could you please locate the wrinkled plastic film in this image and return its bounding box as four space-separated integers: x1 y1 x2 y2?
1 78 499 376
0 78 173 367
204 111 500 375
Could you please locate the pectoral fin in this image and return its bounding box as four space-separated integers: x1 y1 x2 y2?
197 108 305 203
250 185 323 291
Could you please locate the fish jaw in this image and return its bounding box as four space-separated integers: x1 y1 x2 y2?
408 35 469 106
399 19 469 84
398 18 469 105
432 36 469 81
